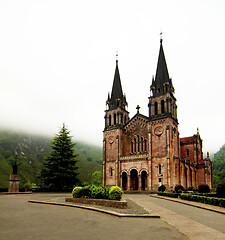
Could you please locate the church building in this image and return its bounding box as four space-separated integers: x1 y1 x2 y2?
103 39 212 191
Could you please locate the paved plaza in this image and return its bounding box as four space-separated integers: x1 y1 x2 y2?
0 193 225 240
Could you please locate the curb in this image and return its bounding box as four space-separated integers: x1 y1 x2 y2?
0 192 32 195
28 200 160 218
150 195 225 215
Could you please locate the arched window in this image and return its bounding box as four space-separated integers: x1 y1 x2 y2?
159 164 162 175
161 100 165 114
141 137 143 152
154 102 158 115
134 138 137 152
110 168 113 176
114 113 117 125
137 135 140 152
121 113 123 124
187 149 189 156
124 116 126 124
109 115 111 126
144 139 147 151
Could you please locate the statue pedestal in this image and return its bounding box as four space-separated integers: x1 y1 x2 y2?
8 175 20 193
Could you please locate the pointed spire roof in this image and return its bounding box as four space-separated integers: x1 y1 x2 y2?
107 58 128 111
151 39 174 96
155 39 170 84
111 59 123 101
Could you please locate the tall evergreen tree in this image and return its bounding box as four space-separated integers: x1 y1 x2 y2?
40 124 78 190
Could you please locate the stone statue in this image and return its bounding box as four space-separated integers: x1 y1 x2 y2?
12 156 21 175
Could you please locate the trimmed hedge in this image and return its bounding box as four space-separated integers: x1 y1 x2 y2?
109 186 123 200
72 185 123 201
158 185 166 192
198 184 210 193
174 185 184 193
157 191 180 198
217 183 225 198
179 193 225 207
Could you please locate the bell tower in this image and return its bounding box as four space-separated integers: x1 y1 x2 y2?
148 39 180 190
104 58 129 130
149 39 177 122
103 57 129 187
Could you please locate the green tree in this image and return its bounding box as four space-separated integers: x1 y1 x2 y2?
40 124 78 190
91 170 102 186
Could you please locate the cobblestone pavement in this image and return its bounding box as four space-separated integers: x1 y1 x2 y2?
126 194 225 240
0 193 187 240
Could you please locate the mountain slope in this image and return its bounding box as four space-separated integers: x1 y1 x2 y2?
212 144 225 187
0 130 102 188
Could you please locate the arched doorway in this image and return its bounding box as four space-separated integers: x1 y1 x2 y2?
130 169 138 190
141 171 147 190
122 172 127 190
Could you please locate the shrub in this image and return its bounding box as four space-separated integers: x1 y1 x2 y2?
198 184 210 193
79 186 92 198
216 183 225 198
109 186 123 200
158 185 166 192
157 191 180 198
91 186 109 199
174 185 184 193
72 187 83 198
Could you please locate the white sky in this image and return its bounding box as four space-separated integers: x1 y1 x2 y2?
0 0 224 156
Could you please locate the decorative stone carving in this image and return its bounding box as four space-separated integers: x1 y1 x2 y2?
154 126 163 136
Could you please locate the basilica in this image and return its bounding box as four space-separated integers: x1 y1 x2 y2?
103 39 212 191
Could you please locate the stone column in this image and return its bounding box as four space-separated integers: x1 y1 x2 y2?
127 174 131 190
8 174 19 193
138 174 141 191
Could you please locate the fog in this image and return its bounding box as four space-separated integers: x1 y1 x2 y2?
0 0 224 155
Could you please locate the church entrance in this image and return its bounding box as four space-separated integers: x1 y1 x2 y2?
141 171 147 190
130 169 138 190
122 172 127 190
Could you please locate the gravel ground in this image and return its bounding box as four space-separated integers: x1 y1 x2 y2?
68 198 149 214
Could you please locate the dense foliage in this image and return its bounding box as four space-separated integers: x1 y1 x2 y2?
216 182 225 198
212 144 225 187
174 185 184 193
109 186 123 200
158 185 166 192
198 184 210 193
40 124 79 190
72 185 123 200
0 130 102 188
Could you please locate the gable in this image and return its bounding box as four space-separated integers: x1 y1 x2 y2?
124 114 148 139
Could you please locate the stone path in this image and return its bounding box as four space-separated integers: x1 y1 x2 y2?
126 194 225 240
0 193 187 240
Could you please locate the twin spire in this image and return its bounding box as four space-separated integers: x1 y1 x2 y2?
151 39 174 97
107 55 127 111
107 39 175 110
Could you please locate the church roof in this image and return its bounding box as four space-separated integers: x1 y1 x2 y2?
155 39 170 85
111 60 123 101
107 59 127 110
180 136 194 143
151 39 174 96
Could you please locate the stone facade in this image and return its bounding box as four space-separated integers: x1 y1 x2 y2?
103 40 212 191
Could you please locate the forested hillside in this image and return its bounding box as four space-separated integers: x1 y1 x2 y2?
212 144 225 187
0 130 102 188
